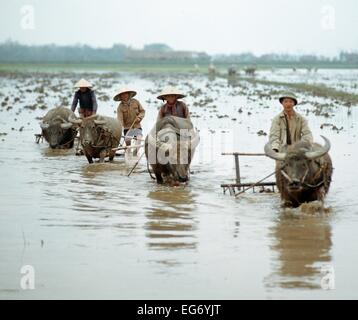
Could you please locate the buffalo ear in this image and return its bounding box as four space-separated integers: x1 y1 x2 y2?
69 115 82 125
40 122 49 130
60 122 73 129
94 120 106 125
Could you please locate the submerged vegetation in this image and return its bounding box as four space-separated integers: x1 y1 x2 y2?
236 76 358 106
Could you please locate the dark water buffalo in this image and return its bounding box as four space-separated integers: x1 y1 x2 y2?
264 136 333 208
244 67 256 76
228 65 237 76
145 116 200 184
70 114 122 163
40 106 77 148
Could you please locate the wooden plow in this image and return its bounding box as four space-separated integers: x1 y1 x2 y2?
34 133 44 144
220 152 277 197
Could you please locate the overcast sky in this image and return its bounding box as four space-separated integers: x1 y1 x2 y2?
0 0 357 56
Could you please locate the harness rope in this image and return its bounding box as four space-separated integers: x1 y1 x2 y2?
80 127 120 149
280 162 329 190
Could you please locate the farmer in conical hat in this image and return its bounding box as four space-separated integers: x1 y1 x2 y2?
157 86 190 121
114 87 145 146
71 79 98 118
269 91 313 152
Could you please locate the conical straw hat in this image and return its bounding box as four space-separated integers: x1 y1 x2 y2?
157 86 186 100
113 87 137 101
74 78 93 88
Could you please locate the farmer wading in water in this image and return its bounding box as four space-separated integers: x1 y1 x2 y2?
71 78 98 118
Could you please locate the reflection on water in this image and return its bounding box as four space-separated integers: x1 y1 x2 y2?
41 147 75 158
267 207 332 289
81 161 127 174
70 162 132 214
145 188 198 251
227 77 239 88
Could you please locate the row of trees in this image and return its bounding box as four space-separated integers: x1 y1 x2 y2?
0 40 357 65
0 40 209 64
214 52 358 65
0 41 128 63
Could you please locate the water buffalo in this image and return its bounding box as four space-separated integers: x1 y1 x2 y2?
145 116 200 184
40 106 77 149
264 136 333 208
70 114 122 163
228 65 237 76
244 67 256 76
208 64 217 76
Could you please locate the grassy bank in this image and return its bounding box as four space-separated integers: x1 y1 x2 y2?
236 76 358 106
1 62 358 73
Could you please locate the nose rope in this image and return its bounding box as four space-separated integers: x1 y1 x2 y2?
303 165 327 188
48 127 78 148
281 165 326 189
300 168 309 184
280 170 293 183
280 167 309 185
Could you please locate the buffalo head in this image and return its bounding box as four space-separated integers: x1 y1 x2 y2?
147 125 199 183
70 116 107 147
40 115 74 148
265 136 331 193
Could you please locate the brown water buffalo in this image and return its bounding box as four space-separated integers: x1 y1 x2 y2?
208 64 217 75
264 136 333 208
70 114 122 163
40 106 77 149
145 116 200 184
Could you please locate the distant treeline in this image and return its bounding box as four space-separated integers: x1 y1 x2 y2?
215 52 358 66
0 41 209 64
0 40 357 66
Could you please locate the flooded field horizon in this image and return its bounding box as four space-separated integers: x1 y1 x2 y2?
1 68 358 299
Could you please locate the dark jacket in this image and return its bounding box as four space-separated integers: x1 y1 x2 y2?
71 89 98 112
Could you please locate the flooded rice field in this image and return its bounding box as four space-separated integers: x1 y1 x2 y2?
1 69 358 299
258 68 358 95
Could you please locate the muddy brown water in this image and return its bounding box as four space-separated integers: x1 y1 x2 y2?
1 70 358 299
